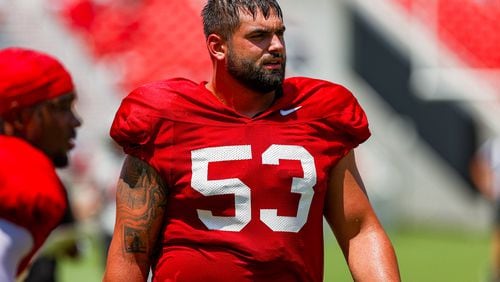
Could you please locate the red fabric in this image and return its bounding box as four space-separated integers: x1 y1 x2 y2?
0 47 74 115
153 246 303 282
0 136 68 274
111 77 370 281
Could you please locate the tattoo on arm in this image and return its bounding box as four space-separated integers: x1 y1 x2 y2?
117 156 167 255
124 226 147 253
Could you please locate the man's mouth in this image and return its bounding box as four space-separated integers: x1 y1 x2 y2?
68 134 77 149
263 60 283 70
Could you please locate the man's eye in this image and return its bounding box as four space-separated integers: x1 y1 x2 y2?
51 103 72 112
250 34 264 39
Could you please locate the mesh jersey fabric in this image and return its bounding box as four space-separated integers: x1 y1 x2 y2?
110 77 370 281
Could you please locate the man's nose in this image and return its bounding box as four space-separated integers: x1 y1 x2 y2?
269 34 285 53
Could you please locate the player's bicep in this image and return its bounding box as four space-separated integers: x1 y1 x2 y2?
115 155 168 256
324 150 377 250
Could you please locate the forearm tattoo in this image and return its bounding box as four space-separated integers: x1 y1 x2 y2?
117 156 167 255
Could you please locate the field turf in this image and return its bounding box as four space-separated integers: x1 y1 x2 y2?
58 227 491 281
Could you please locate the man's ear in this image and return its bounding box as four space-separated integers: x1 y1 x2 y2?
206 34 227 61
1 120 15 135
0 113 21 135
12 110 29 133
5 105 41 133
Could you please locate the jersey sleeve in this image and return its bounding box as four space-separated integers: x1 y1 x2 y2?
323 83 371 152
110 86 162 162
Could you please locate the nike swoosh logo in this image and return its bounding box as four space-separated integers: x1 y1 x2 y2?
280 106 302 116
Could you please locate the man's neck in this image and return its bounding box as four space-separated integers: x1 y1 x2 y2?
206 76 276 118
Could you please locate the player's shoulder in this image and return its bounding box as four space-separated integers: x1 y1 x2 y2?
285 76 348 88
283 76 360 113
111 78 208 157
0 136 60 187
284 76 342 88
0 136 66 223
142 77 200 93
0 136 53 169
282 77 371 146
124 77 200 112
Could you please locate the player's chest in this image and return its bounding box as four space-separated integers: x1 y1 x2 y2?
153 121 346 190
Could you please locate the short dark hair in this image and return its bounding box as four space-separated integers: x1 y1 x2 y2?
202 0 283 40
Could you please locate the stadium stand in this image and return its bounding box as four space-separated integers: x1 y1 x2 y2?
393 0 500 69
346 0 499 228
54 0 211 93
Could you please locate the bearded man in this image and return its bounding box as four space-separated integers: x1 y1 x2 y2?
103 1 400 281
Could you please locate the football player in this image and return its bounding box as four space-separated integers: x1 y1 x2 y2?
104 0 400 281
0 47 81 281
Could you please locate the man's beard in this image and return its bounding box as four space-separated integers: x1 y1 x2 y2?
227 50 285 93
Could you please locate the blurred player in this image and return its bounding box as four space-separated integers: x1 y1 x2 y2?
103 0 400 281
470 137 500 281
0 47 81 282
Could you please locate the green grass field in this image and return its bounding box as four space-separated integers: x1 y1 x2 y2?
58 227 491 282
324 227 491 282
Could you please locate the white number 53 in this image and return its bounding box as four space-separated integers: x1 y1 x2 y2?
191 145 316 233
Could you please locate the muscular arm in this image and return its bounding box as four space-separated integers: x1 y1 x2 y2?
103 156 168 282
324 150 400 281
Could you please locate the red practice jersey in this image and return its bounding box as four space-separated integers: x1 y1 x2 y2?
111 77 370 282
0 136 68 275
